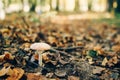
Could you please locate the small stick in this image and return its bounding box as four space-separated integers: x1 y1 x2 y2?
50 48 72 57
54 46 84 51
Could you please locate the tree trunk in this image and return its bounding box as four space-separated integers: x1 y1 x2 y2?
30 0 36 11
75 0 79 11
56 0 59 11
108 0 113 12
116 0 120 12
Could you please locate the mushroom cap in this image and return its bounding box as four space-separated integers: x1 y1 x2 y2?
30 42 51 51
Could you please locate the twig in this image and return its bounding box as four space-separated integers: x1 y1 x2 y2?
49 48 72 57
48 46 84 57
54 46 84 51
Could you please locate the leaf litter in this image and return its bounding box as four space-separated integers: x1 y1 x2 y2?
0 15 120 80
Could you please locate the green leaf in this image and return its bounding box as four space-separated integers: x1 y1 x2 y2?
30 17 40 23
88 50 98 58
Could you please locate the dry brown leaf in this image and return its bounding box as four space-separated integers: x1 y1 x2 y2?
27 73 48 80
0 28 10 34
75 41 84 46
115 35 120 43
112 45 120 52
0 52 14 62
68 76 80 80
49 79 59 80
0 66 10 77
102 57 108 66
112 56 118 64
100 72 111 80
93 67 105 74
42 53 50 62
21 42 31 48
88 57 94 64
34 53 39 60
107 56 118 67
7 68 24 80
5 39 11 45
0 55 5 61
46 72 54 78
107 60 114 67
7 68 14 76
3 63 11 67
42 52 59 65
94 46 104 55
26 33 37 42
48 36 57 44
4 52 14 60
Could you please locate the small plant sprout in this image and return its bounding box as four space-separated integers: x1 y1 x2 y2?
30 42 51 66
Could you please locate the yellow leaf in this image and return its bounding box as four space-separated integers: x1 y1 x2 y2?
0 66 10 77
102 57 108 66
7 68 24 80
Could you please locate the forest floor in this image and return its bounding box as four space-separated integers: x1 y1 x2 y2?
0 12 120 80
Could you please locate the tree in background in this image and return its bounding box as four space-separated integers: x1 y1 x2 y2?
30 0 36 11
108 0 114 12
116 0 120 12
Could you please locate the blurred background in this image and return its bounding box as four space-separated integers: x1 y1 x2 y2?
0 0 120 20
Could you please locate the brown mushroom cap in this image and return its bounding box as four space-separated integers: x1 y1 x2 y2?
30 42 51 51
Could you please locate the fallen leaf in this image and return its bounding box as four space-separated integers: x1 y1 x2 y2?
0 28 10 34
46 72 54 78
7 68 24 80
55 69 67 77
107 56 118 67
0 55 5 61
34 53 39 60
94 46 104 55
93 67 105 74
107 60 114 67
47 36 57 44
27 73 48 80
42 52 59 65
49 79 59 80
87 50 98 58
102 57 108 66
112 45 120 52
87 57 94 64
42 53 50 62
21 42 31 48
68 76 80 80
0 52 14 62
0 66 10 77
4 52 14 60
100 71 111 80
112 56 118 64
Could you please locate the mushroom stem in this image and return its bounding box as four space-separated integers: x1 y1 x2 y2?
37 50 43 66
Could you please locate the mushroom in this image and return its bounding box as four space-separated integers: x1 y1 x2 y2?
30 42 51 66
